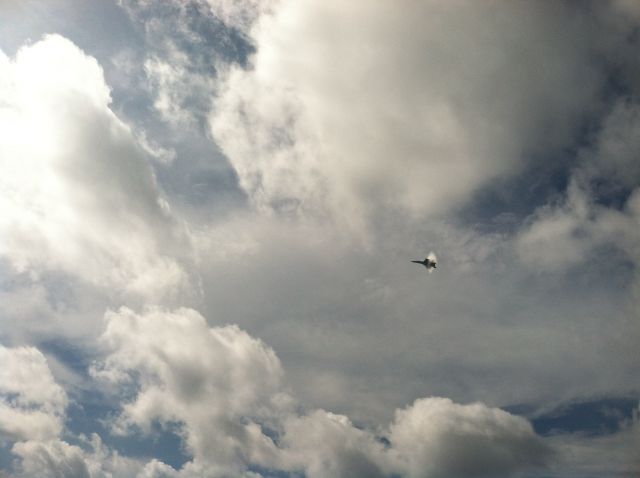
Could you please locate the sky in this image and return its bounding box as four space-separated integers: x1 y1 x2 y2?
0 1 639 477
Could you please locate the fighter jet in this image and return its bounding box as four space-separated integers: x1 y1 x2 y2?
411 252 437 272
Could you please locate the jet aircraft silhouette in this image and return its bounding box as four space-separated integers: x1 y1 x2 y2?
411 253 437 271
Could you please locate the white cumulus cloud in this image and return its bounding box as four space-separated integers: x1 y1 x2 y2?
0 34 191 301
91 306 291 475
0 345 67 442
0 344 176 478
90 306 552 477
389 397 552 478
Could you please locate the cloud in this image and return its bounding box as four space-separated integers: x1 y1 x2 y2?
58 2 637 428
280 410 389 478
118 0 271 37
202 0 276 33
583 100 640 189
136 460 181 478
90 306 552 477
0 34 191 300
0 345 67 442
144 52 214 125
516 99 640 274
210 0 606 230
189 210 640 427
389 397 553 478
118 0 259 128
515 180 595 271
91 306 290 475
0 344 173 478
11 433 161 478
280 400 553 478
544 406 640 477
0 5 637 477
516 181 640 273
12 439 92 478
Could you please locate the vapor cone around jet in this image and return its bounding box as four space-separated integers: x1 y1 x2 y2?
411 251 438 272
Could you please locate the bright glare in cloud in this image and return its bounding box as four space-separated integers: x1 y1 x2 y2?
0 35 191 301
